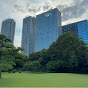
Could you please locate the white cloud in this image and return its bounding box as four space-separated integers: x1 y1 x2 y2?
0 0 88 47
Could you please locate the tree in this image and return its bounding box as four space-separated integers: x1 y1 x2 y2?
0 34 23 78
23 61 42 72
47 33 88 73
14 53 28 69
29 49 48 61
29 49 48 71
25 33 88 73
0 55 15 71
29 52 41 61
46 60 68 72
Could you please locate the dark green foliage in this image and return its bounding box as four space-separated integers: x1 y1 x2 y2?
18 70 22 73
45 33 88 73
30 61 42 72
46 60 68 72
23 61 42 72
0 55 15 71
29 52 41 61
26 33 88 73
14 53 28 69
0 34 25 78
0 35 15 78
23 62 31 71
29 49 47 61
12 69 17 73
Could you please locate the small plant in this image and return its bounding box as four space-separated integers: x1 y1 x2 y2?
12 69 17 73
18 70 22 73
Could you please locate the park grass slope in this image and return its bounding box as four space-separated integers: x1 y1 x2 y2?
0 72 88 87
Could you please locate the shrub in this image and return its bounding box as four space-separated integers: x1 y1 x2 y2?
12 69 17 73
23 61 42 72
18 70 22 73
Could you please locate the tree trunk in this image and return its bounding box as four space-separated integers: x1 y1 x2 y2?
0 71 1 78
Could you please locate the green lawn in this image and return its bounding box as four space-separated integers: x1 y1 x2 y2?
0 72 88 87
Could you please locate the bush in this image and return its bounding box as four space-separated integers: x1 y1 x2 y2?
23 61 42 72
12 69 17 73
23 62 31 71
18 70 22 73
46 60 68 72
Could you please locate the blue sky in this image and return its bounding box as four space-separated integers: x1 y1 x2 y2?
0 0 88 47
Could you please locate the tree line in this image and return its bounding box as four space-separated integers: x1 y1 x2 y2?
0 33 88 79
24 33 88 73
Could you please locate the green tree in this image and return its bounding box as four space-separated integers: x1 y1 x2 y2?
0 55 15 71
14 53 28 69
29 49 48 71
30 61 42 72
47 33 88 73
29 49 48 61
29 52 41 61
0 34 24 78
25 33 88 73
23 61 42 72
46 60 67 72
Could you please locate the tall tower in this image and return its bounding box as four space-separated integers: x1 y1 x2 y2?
35 8 62 52
21 16 36 56
1 18 16 44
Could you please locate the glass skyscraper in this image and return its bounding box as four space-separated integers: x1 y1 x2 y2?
21 16 36 56
62 20 88 44
35 8 62 52
1 19 16 44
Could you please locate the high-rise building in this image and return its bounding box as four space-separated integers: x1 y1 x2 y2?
62 20 88 43
1 18 16 44
21 16 36 56
35 8 62 52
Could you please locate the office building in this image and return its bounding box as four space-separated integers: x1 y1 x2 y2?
35 8 62 52
62 20 88 43
21 16 36 56
1 19 15 44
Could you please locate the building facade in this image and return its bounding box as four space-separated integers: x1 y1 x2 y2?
35 8 62 52
1 19 15 44
62 20 88 44
21 16 36 56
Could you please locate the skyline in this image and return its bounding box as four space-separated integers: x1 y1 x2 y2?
35 8 61 52
0 0 88 47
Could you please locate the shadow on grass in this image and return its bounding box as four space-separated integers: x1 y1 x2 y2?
24 71 88 76
25 71 49 74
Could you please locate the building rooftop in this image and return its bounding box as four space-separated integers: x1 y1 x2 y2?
3 18 15 22
62 20 88 27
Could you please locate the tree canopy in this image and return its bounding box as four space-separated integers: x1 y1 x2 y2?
0 34 24 78
26 33 88 73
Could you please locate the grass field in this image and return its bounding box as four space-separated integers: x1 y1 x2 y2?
0 72 88 87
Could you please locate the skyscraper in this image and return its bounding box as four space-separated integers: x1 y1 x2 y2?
62 20 88 44
35 8 62 52
21 16 36 56
1 18 15 44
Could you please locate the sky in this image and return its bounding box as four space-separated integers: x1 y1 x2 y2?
0 0 88 47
